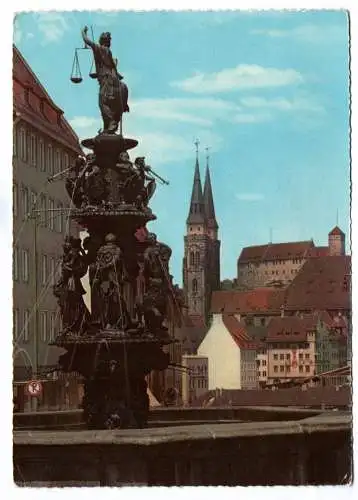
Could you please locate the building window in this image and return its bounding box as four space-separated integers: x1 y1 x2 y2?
299 353 303 360
286 353 290 360
273 354 278 360
189 251 194 266
56 202 64 232
49 311 56 341
48 198 55 230
274 366 278 373
192 278 198 293
13 126 18 157
305 365 310 373
13 183 18 218
305 353 310 359
29 191 37 213
38 139 46 172
287 366 291 373
30 134 37 165
13 247 19 281
19 127 27 161
23 309 30 342
40 194 47 226
299 366 303 373
194 252 200 268
262 360 267 366
41 254 48 286
55 148 61 174
280 365 284 372
13 309 19 339
40 311 48 342
21 186 29 220
280 354 284 360
263 371 267 377
47 144 53 175
49 257 56 285
21 249 29 283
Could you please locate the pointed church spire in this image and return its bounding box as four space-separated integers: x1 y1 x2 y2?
203 147 218 230
186 139 206 225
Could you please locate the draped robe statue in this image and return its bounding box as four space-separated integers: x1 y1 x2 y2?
81 27 129 134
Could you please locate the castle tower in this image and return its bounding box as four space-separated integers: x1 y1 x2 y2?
328 226 346 256
183 142 220 324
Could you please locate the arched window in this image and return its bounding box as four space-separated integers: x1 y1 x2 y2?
194 252 200 267
192 278 198 293
189 251 194 266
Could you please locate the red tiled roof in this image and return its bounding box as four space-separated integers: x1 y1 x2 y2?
329 226 345 236
266 315 317 342
284 256 351 312
13 45 80 152
307 246 329 258
211 288 285 314
238 240 314 264
222 314 258 349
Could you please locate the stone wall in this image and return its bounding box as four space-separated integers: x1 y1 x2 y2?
13 413 352 486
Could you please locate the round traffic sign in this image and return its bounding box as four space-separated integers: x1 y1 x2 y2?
25 380 43 397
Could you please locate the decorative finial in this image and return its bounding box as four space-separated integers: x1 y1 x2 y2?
194 138 200 161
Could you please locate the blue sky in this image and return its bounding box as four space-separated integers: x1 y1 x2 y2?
14 10 350 285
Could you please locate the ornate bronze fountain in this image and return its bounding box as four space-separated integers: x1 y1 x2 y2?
52 27 179 429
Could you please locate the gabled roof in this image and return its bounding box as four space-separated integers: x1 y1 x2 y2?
211 287 285 314
307 246 329 258
266 315 318 342
238 240 314 264
284 256 351 311
222 314 258 350
13 45 81 152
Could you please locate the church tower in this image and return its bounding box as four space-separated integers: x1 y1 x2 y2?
183 141 220 324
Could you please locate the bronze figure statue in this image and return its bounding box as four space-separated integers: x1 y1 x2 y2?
53 236 90 335
81 26 129 134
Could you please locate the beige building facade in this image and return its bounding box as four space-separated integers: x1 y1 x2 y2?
197 313 259 390
13 47 81 383
237 228 346 290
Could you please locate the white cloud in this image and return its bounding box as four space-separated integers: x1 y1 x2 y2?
236 193 264 201
240 96 325 113
171 64 303 94
251 24 346 44
68 112 222 166
131 97 238 126
233 112 271 124
69 116 101 130
34 13 69 43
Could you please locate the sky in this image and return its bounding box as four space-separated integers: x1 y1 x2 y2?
13 10 351 285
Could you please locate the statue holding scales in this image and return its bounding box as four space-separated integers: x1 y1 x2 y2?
80 26 130 135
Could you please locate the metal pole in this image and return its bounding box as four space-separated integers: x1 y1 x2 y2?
33 214 39 380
